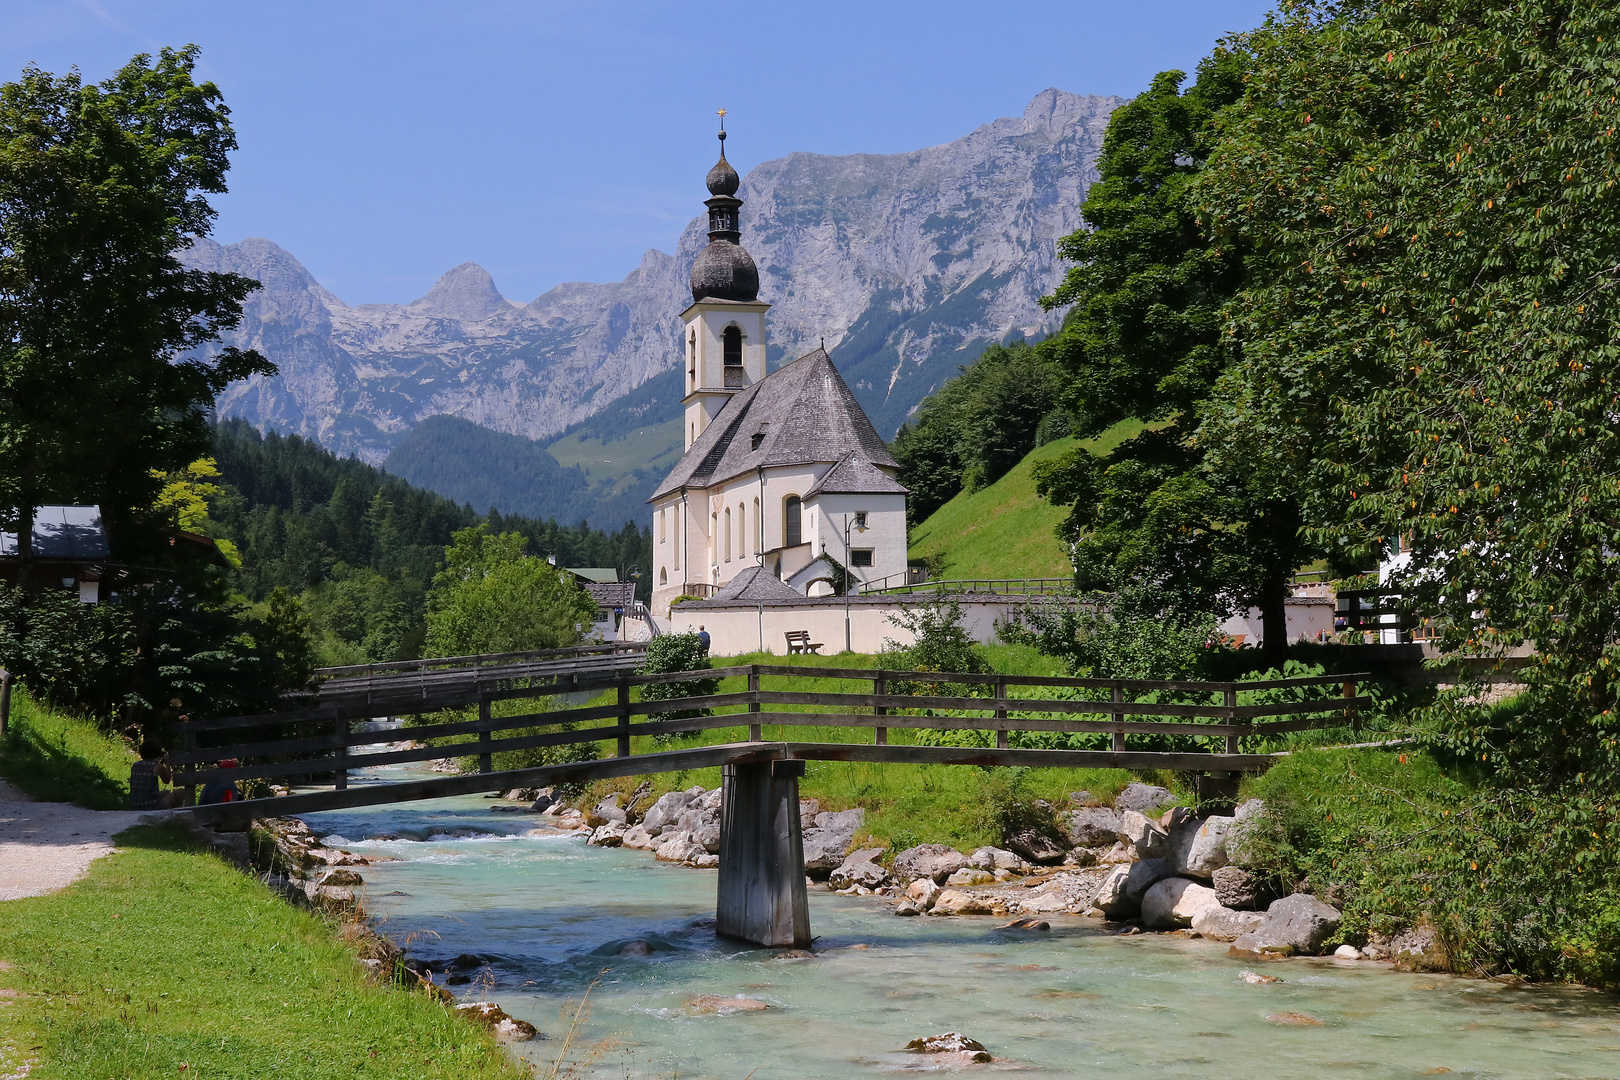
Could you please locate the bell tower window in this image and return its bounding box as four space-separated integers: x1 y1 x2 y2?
723 326 743 368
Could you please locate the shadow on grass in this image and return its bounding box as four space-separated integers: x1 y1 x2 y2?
1 719 129 810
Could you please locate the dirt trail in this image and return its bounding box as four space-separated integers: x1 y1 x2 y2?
0 780 145 901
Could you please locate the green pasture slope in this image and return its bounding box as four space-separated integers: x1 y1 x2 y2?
907 421 1146 581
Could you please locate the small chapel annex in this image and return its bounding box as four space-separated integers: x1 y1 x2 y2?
648 127 909 619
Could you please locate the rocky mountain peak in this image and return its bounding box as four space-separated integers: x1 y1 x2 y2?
410 262 512 322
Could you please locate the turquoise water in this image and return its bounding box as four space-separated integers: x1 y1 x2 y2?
306 775 1620 1079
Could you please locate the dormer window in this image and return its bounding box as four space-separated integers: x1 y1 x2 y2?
723 325 743 367
751 431 765 451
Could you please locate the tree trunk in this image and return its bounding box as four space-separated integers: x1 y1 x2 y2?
1259 570 1290 669
14 500 34 592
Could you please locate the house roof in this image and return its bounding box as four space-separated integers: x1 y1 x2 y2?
711 565 803 602
651 348 898 500
566 567 619 583
0 506 109 560
805 452 909 498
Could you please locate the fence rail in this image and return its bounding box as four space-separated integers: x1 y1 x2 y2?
170 666 1372 801
857 577 1073 597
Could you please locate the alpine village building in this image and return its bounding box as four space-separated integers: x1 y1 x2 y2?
649 129 909 620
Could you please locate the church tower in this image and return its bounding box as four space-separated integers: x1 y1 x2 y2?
681 118 769 451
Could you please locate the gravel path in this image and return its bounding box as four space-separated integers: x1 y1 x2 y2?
0 780 145 901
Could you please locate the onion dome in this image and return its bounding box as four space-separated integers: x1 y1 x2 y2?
690 124 759 302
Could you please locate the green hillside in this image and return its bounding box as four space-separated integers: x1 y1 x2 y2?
907 421 1144 581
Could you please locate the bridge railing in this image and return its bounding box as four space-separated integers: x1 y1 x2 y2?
167 665 1373 801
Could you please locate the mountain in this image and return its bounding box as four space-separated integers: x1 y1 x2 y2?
192 88 1121 518
382 415 589 523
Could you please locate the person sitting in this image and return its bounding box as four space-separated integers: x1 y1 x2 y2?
128 743 180 810
198 759 242 805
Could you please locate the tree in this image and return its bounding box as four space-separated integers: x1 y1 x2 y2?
423 526 598 657
0 47 271 584
1196 0 1620 783
1031 51 1314 665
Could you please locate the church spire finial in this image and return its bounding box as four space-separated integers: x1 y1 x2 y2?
691 115 758 302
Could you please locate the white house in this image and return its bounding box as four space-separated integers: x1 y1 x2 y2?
649 128 909 619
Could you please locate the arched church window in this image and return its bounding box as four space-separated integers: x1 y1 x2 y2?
660 567 667 585
724 507 732 561
723 325 743 367
784 496 802 548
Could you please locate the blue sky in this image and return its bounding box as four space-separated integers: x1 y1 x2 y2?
6 1 1275 305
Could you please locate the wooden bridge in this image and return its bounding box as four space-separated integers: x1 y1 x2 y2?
177 663 1369 949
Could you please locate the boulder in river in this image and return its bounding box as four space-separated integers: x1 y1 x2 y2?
1005 829 1067 865
1140 877 1221 928
1114 782 1174 813
621 823 658 850
588 822 628 847
1230 893 1343 958
455 1002 538 1043
968 846 1029 873
802 810 864 878
893 844 970 884
1191 905 1265 942
904 1032 992 1064
1390 923 1447 972
641 790 694 833
905 877 942 910
1094 857 1173 918
1177 815 1235 878
1116 810 1170 860
682 994 771 1015
830 848 890 890
1066 806 1122 847
1213 865 1279 910
930 888 994 916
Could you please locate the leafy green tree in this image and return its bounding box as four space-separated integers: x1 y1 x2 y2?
423 526 597 657
1192 0 1620 979
1031 51 1315 664
0 47 271 583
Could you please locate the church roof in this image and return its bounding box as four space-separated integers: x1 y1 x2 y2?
711 565 803 602
805 451 909 498
651 348 899 500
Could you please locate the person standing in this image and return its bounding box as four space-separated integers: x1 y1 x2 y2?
697 626 711 655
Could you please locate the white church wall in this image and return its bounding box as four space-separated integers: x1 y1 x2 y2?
1216 597 1335 648
666 596 1025 656
807 491 907 591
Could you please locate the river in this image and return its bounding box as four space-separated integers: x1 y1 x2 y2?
304 771 1620 1079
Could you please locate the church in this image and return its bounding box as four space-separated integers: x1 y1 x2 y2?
649 126 909 619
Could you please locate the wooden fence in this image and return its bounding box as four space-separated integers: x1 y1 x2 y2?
169 665 1371 804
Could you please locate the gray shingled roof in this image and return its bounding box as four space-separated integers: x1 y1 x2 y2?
805 452 908 498
651 348 898 500
711 565 803 602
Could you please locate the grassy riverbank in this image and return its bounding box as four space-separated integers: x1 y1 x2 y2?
0 685 134 809
0 824 531 1080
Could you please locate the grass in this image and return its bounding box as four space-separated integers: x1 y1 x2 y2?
907 419 1148 581
0 686 135 810
0 824 530 1080
545 416 682 495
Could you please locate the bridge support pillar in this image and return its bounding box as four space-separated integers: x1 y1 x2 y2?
716 759 810 949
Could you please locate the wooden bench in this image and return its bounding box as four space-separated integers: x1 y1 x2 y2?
784 630 823 655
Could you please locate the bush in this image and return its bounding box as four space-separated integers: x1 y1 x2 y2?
637 633 719 744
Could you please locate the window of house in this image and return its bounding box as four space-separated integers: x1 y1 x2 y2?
723 325 743 367
784 496 802 547
851 549 874 568
724 507 732 561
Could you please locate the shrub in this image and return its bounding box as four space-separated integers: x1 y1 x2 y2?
637 633 719 744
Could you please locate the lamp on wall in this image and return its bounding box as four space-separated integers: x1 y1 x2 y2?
843 512 869 653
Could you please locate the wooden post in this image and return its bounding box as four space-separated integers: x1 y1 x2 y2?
747 667 762 742
873 672 887 746
335 717 350 790
478 697 492 774
995 676 1009 750
1344 678 1358 735
716 759 811 948
1111 683 1125 753
1224 687 1239 756
182 726 197 807
0 668 10 739
616 675 631 758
